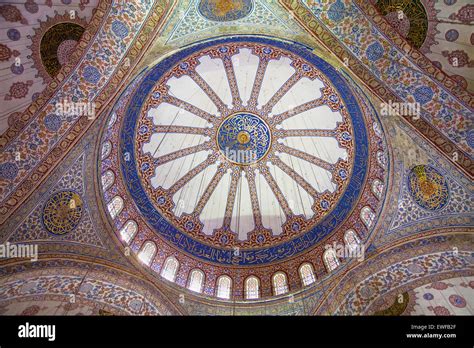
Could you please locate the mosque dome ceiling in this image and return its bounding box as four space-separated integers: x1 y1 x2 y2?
99 35 389 300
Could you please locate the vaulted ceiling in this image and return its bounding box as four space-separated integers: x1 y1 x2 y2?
0 0 472 315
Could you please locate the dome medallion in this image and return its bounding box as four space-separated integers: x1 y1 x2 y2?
100 36 388 299
217 112 271 165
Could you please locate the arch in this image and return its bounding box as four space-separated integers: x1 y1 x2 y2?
101 170 115 191
371 179 384 199
272 272 289 296
101 140 112 160
299 263 316 286
245 276 260 300
376 151 387 169
361 206 376 229
344 230 361 251
138 241 156 266
161 256 179 282
119 220 137 244
323 248 340 272
188 269 205 293
107 196 124 219
216 275 232 299
108 112 117 128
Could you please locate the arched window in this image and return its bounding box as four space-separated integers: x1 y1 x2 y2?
108 112 117 128
344 230 361 251
107 196 124 219
245 276 260 300
161 256 179 282
376 151 387 169
299 263 316 286
138 241 156 266
101 170 115 191
101 141 112 160
272 272 289 296
188 269 204 293
323 248 340 272
371 179 384 200
372 122 382 138
120 220 137 244
361 206 376 229
216 275 232 299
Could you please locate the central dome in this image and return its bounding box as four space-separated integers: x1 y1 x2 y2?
100 36 387 299
128 37 359 253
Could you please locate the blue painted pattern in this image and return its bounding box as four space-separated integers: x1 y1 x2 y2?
217 113 270 165
120 36 370 266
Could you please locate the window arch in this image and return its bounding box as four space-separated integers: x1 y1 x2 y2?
120 220 137 244
101 141 112 160
323 248 340 272
299 263 316 286
101 170 115 191
188 269 205 293
138 241 156 266
371 179 384 200
161 256 179 282
376 151 387 168
107 196 124 219
216 275 232 299
245 276 260 300
372 122 382 138
272 272 289 296
361 206 376 229
108 112 117 128
344 230 361 251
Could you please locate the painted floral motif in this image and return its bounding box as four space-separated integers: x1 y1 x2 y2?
4 81 33 100
0 5 28 24
427 305 451 315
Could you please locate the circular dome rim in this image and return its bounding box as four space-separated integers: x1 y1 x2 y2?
119 35 370 266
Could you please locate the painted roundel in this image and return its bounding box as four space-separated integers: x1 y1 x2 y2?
217 112 271 165
197 0 254 22
29 13 87 82
42 190 83 235
101 36 388 298
408 165 449 211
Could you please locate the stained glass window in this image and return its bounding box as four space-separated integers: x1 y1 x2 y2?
107 196 123 219
119 220 137 244
323 248 340 272
161 256 179 282
108 112 117 128
272 272 289 296
101 141 112 160
344 230 361 251
299 263 316 286
216 275 232 299
372 122 382 138
101 170 115 191
377 151 387 168
138 241 156 266
372 179 384 199
245 276 260 300
361 206 376 229
188 269 205 293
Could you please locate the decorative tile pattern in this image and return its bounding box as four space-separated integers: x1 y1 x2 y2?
100 35 388 299
167 0 297 43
